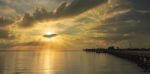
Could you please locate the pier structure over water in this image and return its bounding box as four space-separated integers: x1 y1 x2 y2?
83 47 150 72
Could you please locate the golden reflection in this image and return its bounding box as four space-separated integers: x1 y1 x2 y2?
36 50 54 74
42 50 52 74
35 49 64 74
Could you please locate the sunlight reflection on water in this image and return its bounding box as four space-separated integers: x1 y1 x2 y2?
0 49 149 74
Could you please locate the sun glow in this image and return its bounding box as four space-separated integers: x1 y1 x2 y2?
45 32 54 35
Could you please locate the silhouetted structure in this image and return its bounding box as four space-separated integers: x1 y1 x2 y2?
83 46 150 72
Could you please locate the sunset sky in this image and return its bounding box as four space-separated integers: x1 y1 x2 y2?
0 0 150 50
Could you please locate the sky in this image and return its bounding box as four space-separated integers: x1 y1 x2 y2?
0 0 150 50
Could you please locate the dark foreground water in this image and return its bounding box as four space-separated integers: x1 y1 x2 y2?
0 50 149 74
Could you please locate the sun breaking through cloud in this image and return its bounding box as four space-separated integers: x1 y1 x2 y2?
0 0 150 50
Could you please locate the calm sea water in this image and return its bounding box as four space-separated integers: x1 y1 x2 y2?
0 50 149 74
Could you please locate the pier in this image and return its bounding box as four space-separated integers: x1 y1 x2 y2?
84 47 150 72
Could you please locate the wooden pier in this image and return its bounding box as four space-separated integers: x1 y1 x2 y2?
84 47 150 72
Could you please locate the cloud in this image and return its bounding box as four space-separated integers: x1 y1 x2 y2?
55 0 106 16
0 0 18 16
0 17 14 27
0 0 7 6
15 41 44 46
130 0 150 10
97 0 150 34
0 6 16 16
89 0 150 47
0 29 14 39
90 34 132 42
1 0 150 48
0 41 45 48
19 8 54 27
101 11 150 35
19 0 106 28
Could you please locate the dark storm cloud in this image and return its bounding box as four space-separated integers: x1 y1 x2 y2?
101 11 150 35
0 17 14 27
55 0 106 16
95 19 150 42
0 0 7 6
93 0 150 43
19 8 54 27
130 0 150 10
19 0 106 27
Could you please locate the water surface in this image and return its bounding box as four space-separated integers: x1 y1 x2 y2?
0 50 149 74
